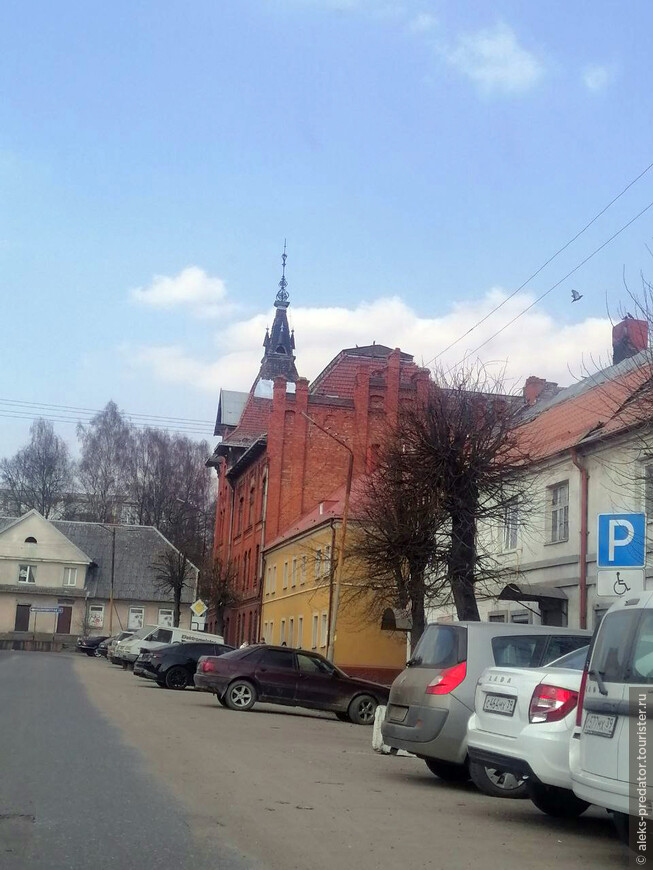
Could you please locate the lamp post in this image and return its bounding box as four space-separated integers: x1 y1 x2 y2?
301 412 354 663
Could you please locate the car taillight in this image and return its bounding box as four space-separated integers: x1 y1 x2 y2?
201 660 217 673
425 661 467 695
576 666 589 727
529 683 578 724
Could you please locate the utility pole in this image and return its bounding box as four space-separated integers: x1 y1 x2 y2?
301 412 354 663
109 525 116 635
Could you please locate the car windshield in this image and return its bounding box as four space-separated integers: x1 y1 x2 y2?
410 625 464 668
123 626 154 642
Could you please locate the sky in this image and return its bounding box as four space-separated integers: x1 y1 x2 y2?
2 0 653 454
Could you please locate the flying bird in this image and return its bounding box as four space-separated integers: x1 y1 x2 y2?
571 289 583 302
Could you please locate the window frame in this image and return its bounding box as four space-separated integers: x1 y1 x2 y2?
88 604 105 628
158 608 174 628
18 564 36 584
283 561 288 589
502 498 519 551
548 481 569 543
63 566 78 587
127 606 145 630
314 548 322 580
291 557 297 587
311 613 319 649
297 615 303 649
320 611 328 648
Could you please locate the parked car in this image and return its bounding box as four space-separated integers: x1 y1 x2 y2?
467 644 591 814
134 641 235 689
107 631 136 663
113 625 225 667
194 644 390 724
95 637 113 657
382 621 591 794
571 591 653 842
76 635 110 656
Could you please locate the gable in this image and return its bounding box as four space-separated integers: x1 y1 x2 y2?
0 511 91 564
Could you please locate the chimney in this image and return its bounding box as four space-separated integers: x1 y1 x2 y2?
612 316 648 365
523 376 560 407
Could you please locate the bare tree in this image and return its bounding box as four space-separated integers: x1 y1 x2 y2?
198 555 240 636
1 419 74 517
77 401 134 522
152 548 196 627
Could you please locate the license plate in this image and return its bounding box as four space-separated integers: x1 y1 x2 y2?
583 712 617 738
387 704 408 723
483 693 516 716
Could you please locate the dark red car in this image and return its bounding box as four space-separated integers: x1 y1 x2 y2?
194 644 390 725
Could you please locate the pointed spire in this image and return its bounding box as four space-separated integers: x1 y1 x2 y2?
274 240 290 309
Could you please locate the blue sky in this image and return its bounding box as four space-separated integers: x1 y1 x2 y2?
2 0 653 453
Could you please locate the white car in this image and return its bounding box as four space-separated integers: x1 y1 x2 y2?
114 624 225 666
571 591 653 843
468 645 591 816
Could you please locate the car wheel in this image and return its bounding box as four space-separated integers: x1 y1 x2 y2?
225 680 257 712
156 681 167 689
528 784 590 818
164 666 189 690
347 694 377 726
86 650 95 657
122 661 129 669
469 760 528 798
424 759 470 782
335 712 350 722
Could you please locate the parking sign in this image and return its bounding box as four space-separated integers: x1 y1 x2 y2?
597 513 646 568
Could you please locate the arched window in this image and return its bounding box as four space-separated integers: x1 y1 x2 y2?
24 536 37 544
275 345 286 354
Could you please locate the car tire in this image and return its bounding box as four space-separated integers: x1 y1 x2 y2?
335 712 350 722
347 694 377 726
528 784 590 818
225 680 257 712
156 681 167 689
425 759 470 782
122 661 129 669
217 694 229 707
86 650 95 657
469 760 528 798
164 666 189 690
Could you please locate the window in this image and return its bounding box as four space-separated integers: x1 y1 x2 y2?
158 608 173 628
237 495 244 534
280 619 286 645
283 561 288 589
63 567 78 587
503 499 519 550
549 481 569 542
272 565 277 593
18 565 36 583
589 610 640 683
297 616 303 648
266 566 272 595
543 635 589 663
312 613 319 649
411 625 465 668
594 606 610 629
89 605 104 628
297 653 334 675
24 536 37 544
320 611 328 648
510 610 530 624
150 628 173 643
288 617 294 647
492 635 547 668
323 545 331 576
291 557 297 587
248 483 255 527
489 612 507 623
128 607 145 630
301 556 306 584
259 648 296 669
268 620 274 642
262 621 268 642
314 549 322 579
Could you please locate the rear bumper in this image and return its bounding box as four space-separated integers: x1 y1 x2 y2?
381 700 469 764
194 673 228 693
468 747 540 783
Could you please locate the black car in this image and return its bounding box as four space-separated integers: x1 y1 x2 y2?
76 635 110 656
135 641 235 689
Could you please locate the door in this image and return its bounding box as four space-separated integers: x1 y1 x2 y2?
254 648 298 703
14 604 30 632
56 606 72 634
295 653 347 710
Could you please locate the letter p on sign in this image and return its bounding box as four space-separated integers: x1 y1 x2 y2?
597 513 646 568
608 519 634 562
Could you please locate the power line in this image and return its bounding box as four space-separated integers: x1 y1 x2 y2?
0 409 213 437
451 197 653 368
0 397 214 426
424 158 653 369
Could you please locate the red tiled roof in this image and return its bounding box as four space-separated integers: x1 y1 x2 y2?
222 395 272 446
310 349 420 399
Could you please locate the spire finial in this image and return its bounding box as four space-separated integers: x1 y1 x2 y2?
275 239 290 308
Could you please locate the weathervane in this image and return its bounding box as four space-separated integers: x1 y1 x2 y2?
275 239 290 308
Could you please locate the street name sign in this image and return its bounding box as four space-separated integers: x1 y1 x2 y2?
30 606 64 614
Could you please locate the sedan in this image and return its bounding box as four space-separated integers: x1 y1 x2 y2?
135 641 234 689
76 635 110 656
194 644 390 724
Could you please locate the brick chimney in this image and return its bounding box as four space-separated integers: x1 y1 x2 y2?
523 376 560 407
612 316 648 365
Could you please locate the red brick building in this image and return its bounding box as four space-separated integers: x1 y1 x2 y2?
208 261 427 646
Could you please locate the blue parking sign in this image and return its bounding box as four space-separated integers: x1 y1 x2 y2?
597 513 646 568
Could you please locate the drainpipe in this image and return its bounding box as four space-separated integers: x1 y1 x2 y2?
325 519 336 654
257 467 269 642
570 448 589 630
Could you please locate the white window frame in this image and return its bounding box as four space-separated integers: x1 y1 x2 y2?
323 545 331 577
297 616 303 649
128 606 145 630
18 564 36 584
158 608 174 628
288 617 294 647
280 619 286 644
502 499 519 551
311 613 319 649
320 611 328 648
314 549 322 579
266 565 272 595
549 481 569 543
283 561 288 589
268 620 274 643
291 557 297 587
89 604 105 628
63 567 78 587
272 565 277 593
301 555 307 585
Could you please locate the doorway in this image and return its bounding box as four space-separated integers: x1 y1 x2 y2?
14 604 31 632
56 606 72 634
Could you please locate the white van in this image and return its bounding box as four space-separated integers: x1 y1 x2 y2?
114 624 225 666
570 590 653 844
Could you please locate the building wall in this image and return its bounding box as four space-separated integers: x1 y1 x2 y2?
87 598 191 635
0 593 86 634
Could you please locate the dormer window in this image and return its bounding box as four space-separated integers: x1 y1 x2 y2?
275 345 286 354
24 537 37 544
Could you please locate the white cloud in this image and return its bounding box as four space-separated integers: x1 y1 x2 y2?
130 266 230 317
582 64 611 92
441 22 544 94
407 12 437 34
126 290 612 398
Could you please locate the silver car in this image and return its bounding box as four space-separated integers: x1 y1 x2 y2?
382 621 591 796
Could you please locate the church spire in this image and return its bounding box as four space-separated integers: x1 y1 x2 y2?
275 240 289 309
255 242 299 385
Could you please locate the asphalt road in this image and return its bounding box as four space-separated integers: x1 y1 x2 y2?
2 652 627 869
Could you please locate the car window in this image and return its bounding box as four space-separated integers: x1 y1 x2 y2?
546 645 589 670
258 649 296 670
590 610 640 682
180 643 216 655
629 611 653 684
411 625 465 668
492 635 547 667
216 644 235 655
542 635 589 663
297 653 334 675
149 628 173 643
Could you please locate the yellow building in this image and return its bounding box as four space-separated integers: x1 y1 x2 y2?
260 495 406 683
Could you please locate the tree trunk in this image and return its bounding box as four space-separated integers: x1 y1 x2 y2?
174 588 181 627
214 607 225 636
408 568 426 651
448 509 480 621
